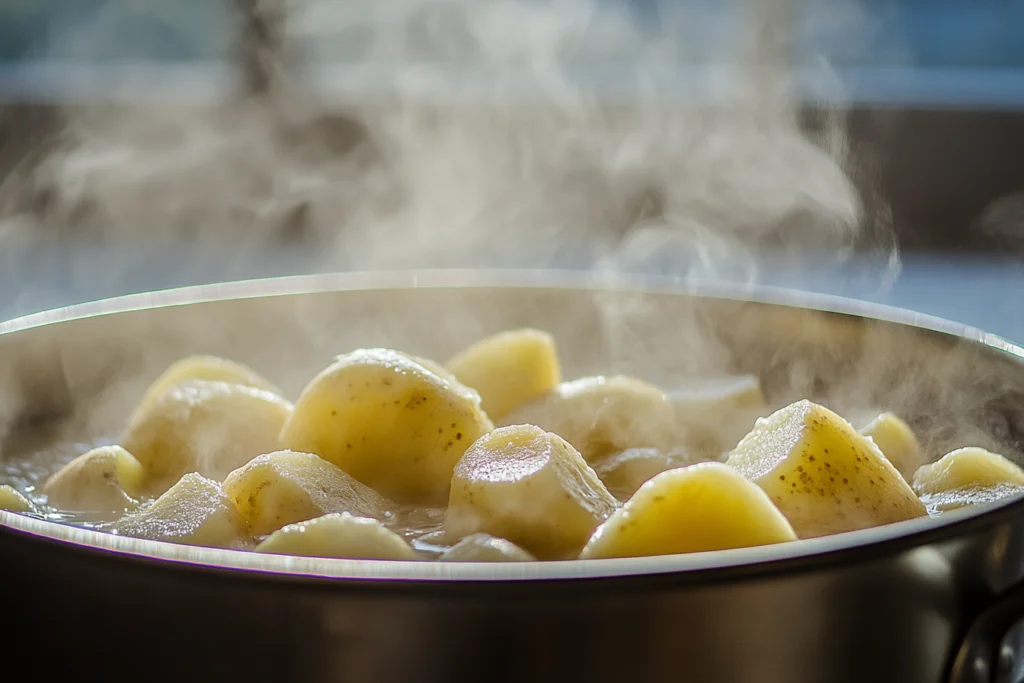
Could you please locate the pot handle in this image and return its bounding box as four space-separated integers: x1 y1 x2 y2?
948 579 1024 683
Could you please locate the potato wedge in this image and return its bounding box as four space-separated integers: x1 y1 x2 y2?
0 485 34 513
726 400 926 538
500 376 678 463
111 472 250 548
860 413 923 482
43 445 143 515
445 329 561 420
580 462 797 559
280 349 493 505
669 375 768 457
256 512 418 560
223 450 394 536
134 355 279 419
439 533 536 562
913 447 1024 512
122 379 293 495
445 424 618 559
594 447 700 500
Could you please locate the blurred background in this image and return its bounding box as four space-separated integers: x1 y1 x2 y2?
0 0 1022 338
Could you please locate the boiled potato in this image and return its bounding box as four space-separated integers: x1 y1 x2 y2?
0 485 34 513
439 533 536 562
726 400 926 538
256 512 418 560
280 348 493 505
43 445 143 515
859 413 923 482
913 447 1024 512
111 472 250 548
669 375 768 457
223 450 394 536
594 447 700 500
445 329 562 420
580 462 797 559
134 355 279 419
122 379 293 495
445 424 618 559
500 376 678 463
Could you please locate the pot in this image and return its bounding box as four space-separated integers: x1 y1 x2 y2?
3 270 1024 683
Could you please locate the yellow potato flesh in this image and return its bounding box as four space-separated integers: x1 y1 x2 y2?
726 400 926 538
580 462 797 559
445 424 618 559
122 379 293 495
913 447 1024 512
0 485 34 513
223 450 394 536
669 375 768 457
133 355 279 420
445 329 562 420
280 349 493 505
439 533 536 562
43 445 142 515
860 413 922 482
111 472 250 549
256 512 418 560
500 376 678 463
593 447 700 500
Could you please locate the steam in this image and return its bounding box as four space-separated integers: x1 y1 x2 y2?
1 0 890 282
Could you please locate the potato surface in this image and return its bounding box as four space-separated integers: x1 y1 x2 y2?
860 413 923 482
580 462 797 559
256 512 418 560
669 375 768 458
726 400 926 538
43 445 143 515
501 376 678 463
0 485 34 513
593 447 700 500
133 355 279 419
445 329 562 420
122 379 293 495
280 348 493 505
439 533 536 562
111 472 250 549
223 450 393 536
445 424 618 559
913 447 1024 511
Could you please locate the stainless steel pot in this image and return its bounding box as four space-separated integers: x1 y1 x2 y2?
3 270 1024 683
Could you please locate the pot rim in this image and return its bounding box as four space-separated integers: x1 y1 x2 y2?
3 268 1024 584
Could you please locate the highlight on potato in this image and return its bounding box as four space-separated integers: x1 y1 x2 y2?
3 327 1023 563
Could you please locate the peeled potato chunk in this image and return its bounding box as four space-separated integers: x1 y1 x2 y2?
111 472 250 548
0 485 34 513
725 400 926 538
439 533 536 562
580 462 797 559
859 413 923 482
122 379 293 495
223 450 393 536
43 445 143 515
594 447 700 500
134 355 279 419
500 376 678 463
669 375 768 457
445 424 618 559
445 329 562 420
280 349 493 505
913 447 1024 512
256 512 418 560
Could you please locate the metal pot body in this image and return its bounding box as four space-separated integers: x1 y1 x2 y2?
3 272 1024 683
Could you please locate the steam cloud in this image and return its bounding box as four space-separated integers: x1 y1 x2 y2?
2 0 894 282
